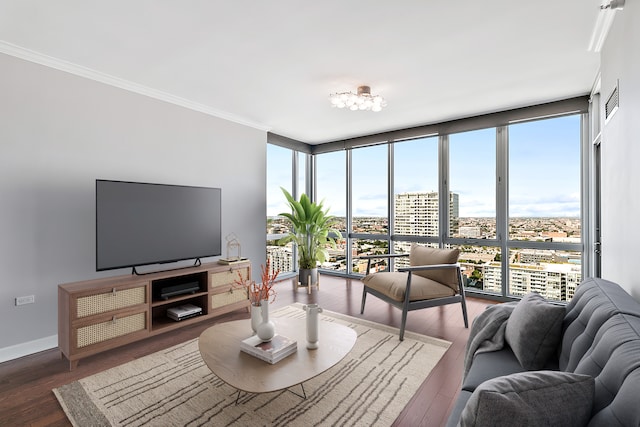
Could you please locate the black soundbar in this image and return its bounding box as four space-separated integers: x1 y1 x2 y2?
158 281 200 300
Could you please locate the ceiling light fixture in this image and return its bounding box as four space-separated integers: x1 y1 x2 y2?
329 85 386 112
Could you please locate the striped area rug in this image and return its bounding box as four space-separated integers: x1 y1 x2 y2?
53 304 450 426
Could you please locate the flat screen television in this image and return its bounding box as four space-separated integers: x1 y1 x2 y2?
96 179 222 272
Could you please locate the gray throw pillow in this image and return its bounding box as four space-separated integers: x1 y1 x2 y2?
459 371 594 427
505 292 565 370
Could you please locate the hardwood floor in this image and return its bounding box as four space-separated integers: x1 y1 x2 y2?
0 275 492 427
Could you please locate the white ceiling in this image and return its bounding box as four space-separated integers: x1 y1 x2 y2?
0 1 603 144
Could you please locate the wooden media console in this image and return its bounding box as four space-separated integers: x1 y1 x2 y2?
58 260 250 370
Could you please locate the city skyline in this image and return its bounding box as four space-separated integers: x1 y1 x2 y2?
267 199 581 302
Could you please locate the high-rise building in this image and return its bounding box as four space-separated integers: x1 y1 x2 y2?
266 245 294 274
394 191 459 236
393 191 459 266
482 262 581 302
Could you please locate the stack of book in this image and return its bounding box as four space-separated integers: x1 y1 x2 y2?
240 334 297 364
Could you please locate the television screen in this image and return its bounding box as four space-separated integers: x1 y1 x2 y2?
96 180 222 271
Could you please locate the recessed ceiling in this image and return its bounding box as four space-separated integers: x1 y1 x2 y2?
0 1 603 144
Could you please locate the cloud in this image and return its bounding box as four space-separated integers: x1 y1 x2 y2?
509 193 580 217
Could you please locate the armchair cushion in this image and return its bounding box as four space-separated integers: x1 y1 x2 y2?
409 244 460 291
362 272 455 302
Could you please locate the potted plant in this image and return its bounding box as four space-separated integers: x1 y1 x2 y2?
278 187 342 287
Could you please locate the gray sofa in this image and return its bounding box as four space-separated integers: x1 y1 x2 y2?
446 277 640 427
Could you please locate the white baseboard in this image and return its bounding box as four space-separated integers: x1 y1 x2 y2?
0 335 58 364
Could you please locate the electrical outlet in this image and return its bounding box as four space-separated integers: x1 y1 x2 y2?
15 295 35 306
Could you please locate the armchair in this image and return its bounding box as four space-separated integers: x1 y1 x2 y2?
360 244 469 340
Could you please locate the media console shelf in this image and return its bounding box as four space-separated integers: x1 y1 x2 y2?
58 260 250 370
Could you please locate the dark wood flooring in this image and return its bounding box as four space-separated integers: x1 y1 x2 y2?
0 275 492 427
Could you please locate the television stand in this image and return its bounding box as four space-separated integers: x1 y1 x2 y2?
58 260 251 370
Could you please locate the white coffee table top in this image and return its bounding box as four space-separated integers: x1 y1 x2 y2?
198 317 357 394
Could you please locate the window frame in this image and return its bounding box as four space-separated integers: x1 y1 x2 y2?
267 97 590 300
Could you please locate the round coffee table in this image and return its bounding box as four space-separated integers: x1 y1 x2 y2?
198 317 357 395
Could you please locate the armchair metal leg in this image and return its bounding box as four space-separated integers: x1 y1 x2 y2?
399 272 413 341
458 269 469 328
461 295 469 328
360 287 367 314
399 309 408 341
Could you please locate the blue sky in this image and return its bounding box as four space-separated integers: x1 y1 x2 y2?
267 114 581 218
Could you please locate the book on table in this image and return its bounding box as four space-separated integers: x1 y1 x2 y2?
240 334 297 364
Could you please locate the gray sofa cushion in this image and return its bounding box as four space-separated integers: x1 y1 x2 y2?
560 277 640 371
445 390 473 427
459 371 594 427
462 347 525 392
505 292 565 370
573 314 640 426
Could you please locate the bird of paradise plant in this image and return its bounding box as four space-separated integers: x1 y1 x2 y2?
278 187 342 271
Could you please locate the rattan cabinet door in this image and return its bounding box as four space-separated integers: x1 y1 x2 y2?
76 284 146 318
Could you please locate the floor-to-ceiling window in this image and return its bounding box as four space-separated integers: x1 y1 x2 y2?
268 99 588 301
448 128 500 294
266 144 296 274
316 150 347 272
351 144 389 273
506 115 582 301
392 136 439 270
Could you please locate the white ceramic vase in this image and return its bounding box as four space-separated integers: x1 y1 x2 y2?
250 303 262 334
256 300 275 342
303 303 323 349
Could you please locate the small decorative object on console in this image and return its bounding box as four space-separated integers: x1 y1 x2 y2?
240 334 297 364
218 233 248 264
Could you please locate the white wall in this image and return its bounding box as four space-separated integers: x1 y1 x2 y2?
0 53 267 360
599 2 640 299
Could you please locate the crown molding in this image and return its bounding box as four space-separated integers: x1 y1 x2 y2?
588 8 617 52
0 41 270 132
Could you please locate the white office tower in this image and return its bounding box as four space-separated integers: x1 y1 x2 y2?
393 192 459 267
